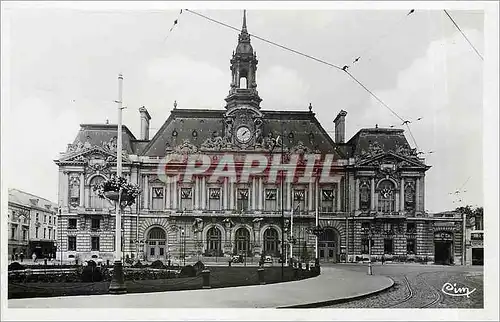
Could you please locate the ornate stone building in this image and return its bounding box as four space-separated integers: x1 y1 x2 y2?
8 189 58 259
54 12 465 265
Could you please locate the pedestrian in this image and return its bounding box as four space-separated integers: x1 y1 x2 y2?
32 252 37 263
11 254 14 262
381 255 385 265
15 253 19 261
20 252 24 263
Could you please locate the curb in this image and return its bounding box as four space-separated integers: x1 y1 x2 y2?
277 277 395 309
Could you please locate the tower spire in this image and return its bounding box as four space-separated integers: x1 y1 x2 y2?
242 9 247 33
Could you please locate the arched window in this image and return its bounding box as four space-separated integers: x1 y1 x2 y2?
235 228 250 255
89 176 111 209
206 226 221 255
239 77 248 89
263 228 279 256
148 227 166 240
378 180 395 213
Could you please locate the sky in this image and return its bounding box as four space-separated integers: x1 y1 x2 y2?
1 2 491 213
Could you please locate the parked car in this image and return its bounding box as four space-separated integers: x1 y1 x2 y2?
264 255 273 263
231 255 244 263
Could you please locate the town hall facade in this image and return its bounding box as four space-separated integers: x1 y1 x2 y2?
54 13 466 265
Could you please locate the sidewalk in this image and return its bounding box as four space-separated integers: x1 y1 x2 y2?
8 266 393 308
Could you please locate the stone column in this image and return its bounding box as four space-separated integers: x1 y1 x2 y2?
223 178 228 210
62 172 69 208
286 182 291 211
355 178 360 211
336 182 341 212
144 175 149 210
258 177 263 211
308 181 313 211
166 181 171 210
172 180 178 210
79 172 85 207
400 178 405 212
415 177 420 212
370 177 375 211
251 177 256 211
194 177 199 210
201 177 206 210
229 181 234 210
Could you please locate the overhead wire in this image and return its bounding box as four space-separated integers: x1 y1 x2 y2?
346 9 416 69
443 10 483 61
164 9 184 42
184 9 427 151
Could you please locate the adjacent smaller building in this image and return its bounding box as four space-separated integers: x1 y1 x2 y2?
8 189 58 259
466 211 484 265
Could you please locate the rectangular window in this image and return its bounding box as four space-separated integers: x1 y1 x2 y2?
91 218 100 230
264 189 277 211
22 229 27 240
384 239 393 254
209 188 221 211
237 189 249 212
383 222 393 233
68 236 77 251
48 229 51 240
11 227 16 239
35 227 39 239
49 216 52 224
475 216 483 231
361 222 371 231
36 213 39 221
180 188 193 211
152 187 164 210
406 238 416 255
44 228 46 239
321 189 334 213
44 215 47 223
293 189 306 212
68 218 77 229
406 222 416 233
91 237 100 251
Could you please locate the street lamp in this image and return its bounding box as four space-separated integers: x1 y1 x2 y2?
181 228 186 266
368 231 373 275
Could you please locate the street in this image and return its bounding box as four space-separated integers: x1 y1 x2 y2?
323 263 483 308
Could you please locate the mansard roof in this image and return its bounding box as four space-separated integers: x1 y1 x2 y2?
72 124 137 154
140 108 344 158
8 189 58 213
347 128 412 157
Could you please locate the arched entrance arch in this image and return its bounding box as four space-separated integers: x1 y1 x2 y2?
263 227 280 257
234 227 251 256
319 227 341 263
206 226 222 256
146 227 167 261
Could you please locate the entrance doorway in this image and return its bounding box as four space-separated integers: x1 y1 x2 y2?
434 231 453 265
319 228 339 263
147 227 167 262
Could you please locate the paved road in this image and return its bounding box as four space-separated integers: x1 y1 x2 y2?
323 263 483 308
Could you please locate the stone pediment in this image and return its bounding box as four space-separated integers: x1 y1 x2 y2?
59 146 128 164
356 152 427 169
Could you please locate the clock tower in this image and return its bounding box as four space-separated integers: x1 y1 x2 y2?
225 10 262 110
224 10 264 149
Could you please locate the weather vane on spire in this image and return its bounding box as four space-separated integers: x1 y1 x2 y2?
242 9 247 33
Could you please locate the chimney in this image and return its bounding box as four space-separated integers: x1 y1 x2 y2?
334 110 347 143
139 106 151 140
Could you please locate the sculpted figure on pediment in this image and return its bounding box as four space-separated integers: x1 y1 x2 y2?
290 141 311 155
174 139 198 155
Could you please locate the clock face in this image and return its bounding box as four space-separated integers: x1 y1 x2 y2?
236 126 252 143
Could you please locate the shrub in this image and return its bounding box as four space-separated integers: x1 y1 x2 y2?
180 265 196 278
81 266 104 282
150 260 165 269
132 261 144 268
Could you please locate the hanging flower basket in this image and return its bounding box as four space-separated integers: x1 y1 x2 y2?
93 175 141 207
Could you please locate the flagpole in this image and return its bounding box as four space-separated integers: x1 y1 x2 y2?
109 73 126 294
